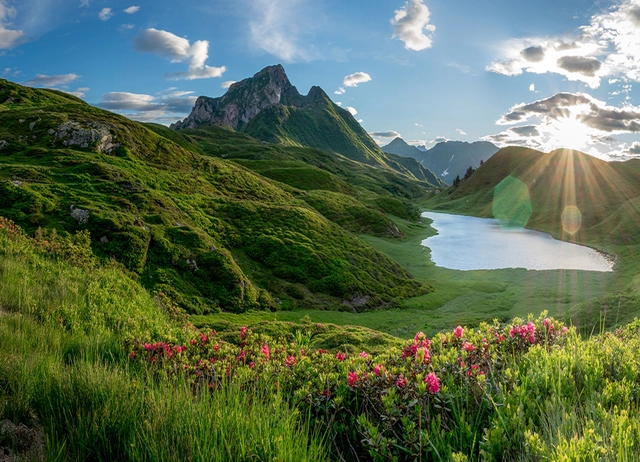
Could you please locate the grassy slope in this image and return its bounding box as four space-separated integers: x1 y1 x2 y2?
0 79 425 314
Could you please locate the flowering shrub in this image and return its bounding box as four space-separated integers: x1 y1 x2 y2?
130 313 570 460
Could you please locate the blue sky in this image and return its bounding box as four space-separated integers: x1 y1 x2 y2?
2 0 640 159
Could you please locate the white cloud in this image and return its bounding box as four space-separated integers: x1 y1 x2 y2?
24 73 80 87
124 6 140 14
414 122 422 127
456 128 467 135
488 0 640 87
99 8 113 21
485 92 640 159
345 106 357 116
369 130 401 138
628 141 640 154
0 1 24 49
221 80 236 89
334 87 345 95
529 83 535 92
390 0 436 51
133 28 226 80
79 0 89 7
65 87 89 98
119 24 134 31
343 71 372 88
335 101 342 106
247 0 317 62
98 89 197 124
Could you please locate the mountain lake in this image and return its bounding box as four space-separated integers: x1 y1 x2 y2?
421 211 614 272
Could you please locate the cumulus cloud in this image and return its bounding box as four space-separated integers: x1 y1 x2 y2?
486 92 640 159
488 0 640 87
628 141 640 154
65 87 89 98
556 55 601 77
98 89 197 124
98 8 113 21
369 130 401 138
0 1 24 48
343 72 372 87
521 46 545 63
345 106 357 116
124 6 140 14
391 0 435 51
133 28 226 80
24 73 80 87
221 80 236 89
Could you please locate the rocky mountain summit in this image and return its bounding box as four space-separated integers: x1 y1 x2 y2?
171 64 303 131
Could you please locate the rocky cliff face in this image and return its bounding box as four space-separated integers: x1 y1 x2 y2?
171 64 302 131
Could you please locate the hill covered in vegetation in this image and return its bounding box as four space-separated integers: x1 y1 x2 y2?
0 77 443 314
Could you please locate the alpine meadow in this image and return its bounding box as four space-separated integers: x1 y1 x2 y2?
3 0 640 460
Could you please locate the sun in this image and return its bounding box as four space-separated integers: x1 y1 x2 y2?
546 116 592 151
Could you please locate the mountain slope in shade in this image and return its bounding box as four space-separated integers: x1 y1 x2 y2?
422 141 499 183
381 137 424 159
425 146 640 245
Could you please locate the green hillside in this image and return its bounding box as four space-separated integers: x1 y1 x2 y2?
0 78 427 314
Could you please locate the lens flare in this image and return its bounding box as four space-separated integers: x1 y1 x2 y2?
561 206 582 234
492 176 532 228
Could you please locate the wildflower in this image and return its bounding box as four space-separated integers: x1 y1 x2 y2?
348 371 359 387
454 326 464 339
336 351 346 361
128 350 136 360
213 344 219 352
200 333 208 343
240 326 247 341
414 332 426 343
261 344 270 360
285 356 296 367
249 362 255 369
374 364 383 376
396 374 408 387
190 339 197 345
237 350 246 361
424 372 440 394
561 326 568 334
143 343 152 351
359 351 369 359
462 341 475 352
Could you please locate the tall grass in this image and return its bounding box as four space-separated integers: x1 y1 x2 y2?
0 224 327 461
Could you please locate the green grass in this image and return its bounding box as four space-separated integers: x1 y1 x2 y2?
0 220 327 461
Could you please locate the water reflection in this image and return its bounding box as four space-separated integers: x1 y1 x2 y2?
421 211 614 272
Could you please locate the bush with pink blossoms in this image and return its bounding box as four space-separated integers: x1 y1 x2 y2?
130 312 571 460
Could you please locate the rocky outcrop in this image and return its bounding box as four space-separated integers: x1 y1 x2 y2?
53 121 121 154
171 64 303 131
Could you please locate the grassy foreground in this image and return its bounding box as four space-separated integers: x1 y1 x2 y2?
4 217 640 461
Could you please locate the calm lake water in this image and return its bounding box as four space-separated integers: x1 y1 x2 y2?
421 212 614 272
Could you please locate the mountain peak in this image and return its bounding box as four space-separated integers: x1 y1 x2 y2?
171 64 301 131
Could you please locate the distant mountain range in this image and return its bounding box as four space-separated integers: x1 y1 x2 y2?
382 137 499 184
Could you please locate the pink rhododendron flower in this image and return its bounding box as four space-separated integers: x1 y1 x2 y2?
336 351 346 361
424 372 440 394
374 364 383 376
237 350 246 361
462 341 475 352
396 374 408 387
128 350 136 360
285 355 296 367
200 333 208 343
240 326 247 341
414 332 426 342
454 326 464 339
261 344 270 360
359 351 369 359
348 371 359 387
417 347 430 364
